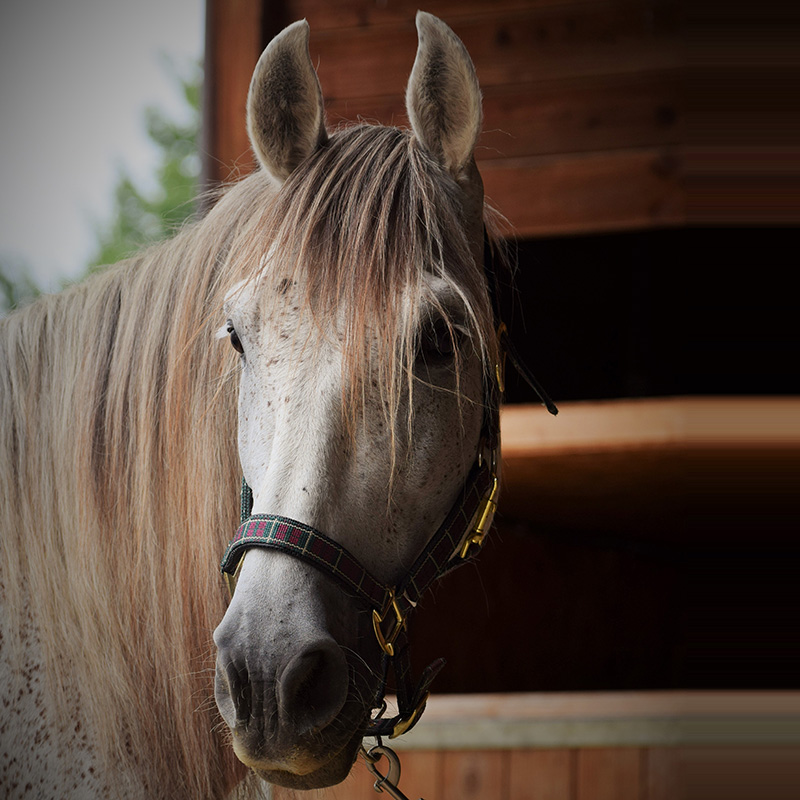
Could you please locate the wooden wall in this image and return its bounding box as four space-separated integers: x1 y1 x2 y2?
203 0 684 236
271 691 800 800
274 747 679 800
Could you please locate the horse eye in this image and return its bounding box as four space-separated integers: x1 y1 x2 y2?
419 318 457 362
226 321 244 354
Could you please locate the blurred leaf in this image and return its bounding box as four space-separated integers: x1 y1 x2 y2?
0 255 40 315
89 59 201 271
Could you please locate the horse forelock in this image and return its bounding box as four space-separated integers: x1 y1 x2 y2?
231 124 498 435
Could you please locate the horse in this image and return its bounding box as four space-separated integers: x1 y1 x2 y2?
0 12 501 798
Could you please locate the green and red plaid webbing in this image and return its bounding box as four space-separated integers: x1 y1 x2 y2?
220 513 388 609
220 460 492 617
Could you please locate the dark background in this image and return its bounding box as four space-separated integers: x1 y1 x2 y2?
409 225 799 694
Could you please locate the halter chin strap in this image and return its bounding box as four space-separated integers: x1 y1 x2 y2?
219 227 557 740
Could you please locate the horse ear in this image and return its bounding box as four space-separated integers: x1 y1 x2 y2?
406 12 482 178
247 20 328 184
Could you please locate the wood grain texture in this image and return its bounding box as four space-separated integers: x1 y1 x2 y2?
203 0 263 184
508 749 575 800
441 749 508 800
285 0 574 31
480 148 684 236
302 4 680 102
576 747 642 800
323 71 682 160
646 748 684 800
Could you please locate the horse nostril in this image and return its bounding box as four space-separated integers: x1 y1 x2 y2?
215 656 252 728
277 639 348 734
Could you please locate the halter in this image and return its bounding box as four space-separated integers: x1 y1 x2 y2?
219 230 557 740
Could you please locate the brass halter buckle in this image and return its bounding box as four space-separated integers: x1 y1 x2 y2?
460 441 499 560
389 691 430 739
459 472 498 559
372 588 406 657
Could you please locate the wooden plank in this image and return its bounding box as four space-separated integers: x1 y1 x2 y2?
441 750 508 800
646 748 683 800
508 749 574 800
479 73 682 159
392 691 800 749
576 747 642 800
285 0 578 31
397 750 442 799
500 398 800 534
480 148 684 236
685 145 800 225
501 397 800 458
324 71 683 159
304 4 681 102
679 747 800 800
402 691 800 722
203 0 264 186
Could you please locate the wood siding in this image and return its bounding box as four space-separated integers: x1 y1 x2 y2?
203 0 685 235
273 747 668 799
272 691 800 799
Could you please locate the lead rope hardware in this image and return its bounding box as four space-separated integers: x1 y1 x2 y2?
361 741 423 800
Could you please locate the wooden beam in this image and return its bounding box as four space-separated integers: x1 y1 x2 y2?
388 691 800 749
501 397 800 457
480 148 685 236
498 397 800 536
302 3 680 101
202 0 264 188
324 70 683 160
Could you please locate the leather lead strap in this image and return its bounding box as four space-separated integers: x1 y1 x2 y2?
483 229 558 417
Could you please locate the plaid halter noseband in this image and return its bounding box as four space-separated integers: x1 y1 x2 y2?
219 231 557 740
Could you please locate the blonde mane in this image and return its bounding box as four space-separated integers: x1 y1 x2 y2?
0 123 497 798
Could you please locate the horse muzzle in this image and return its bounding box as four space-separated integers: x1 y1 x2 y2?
213 551 378 787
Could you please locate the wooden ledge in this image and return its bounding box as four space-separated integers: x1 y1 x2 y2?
500 396 800 456
384 691 800 750
496 397 799 536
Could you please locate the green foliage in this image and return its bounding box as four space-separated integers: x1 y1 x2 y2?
1 58 201 316
89 59 202 270
0 256 40 315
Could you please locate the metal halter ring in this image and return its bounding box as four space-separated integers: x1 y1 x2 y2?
372 588 406 657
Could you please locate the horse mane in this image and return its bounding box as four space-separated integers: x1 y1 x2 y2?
0 122 497 798
0 176 266 798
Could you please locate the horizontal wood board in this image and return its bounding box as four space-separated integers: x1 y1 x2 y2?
272 692 800 799
205 0 686 235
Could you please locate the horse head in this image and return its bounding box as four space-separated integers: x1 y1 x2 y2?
213 13 494 789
